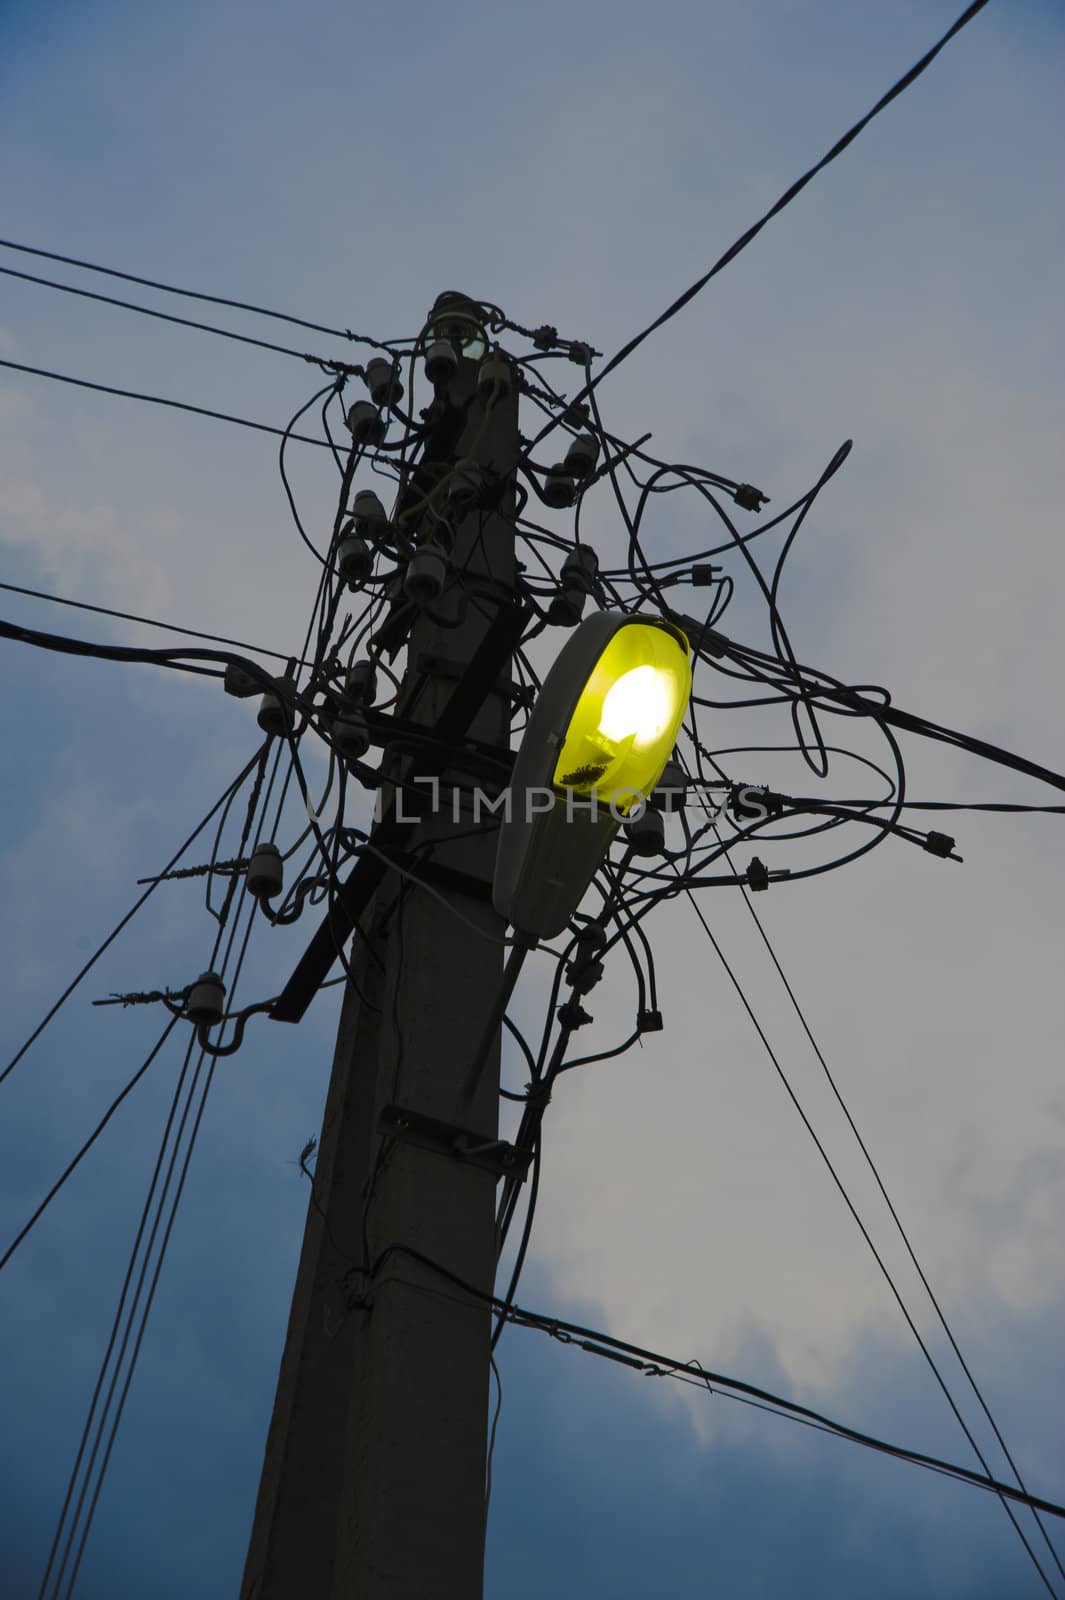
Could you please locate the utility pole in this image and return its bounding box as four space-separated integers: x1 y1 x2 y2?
242 301 521 1599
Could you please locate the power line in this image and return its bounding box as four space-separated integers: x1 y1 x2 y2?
7 269 1057 1592
39 745 278 1600
0 612 278 684
718 831 1065 1583
0 356 335 448
0 580 313 666
0 235 399 351
0 262 357 372
679 878 1060 1597
0 1018 179 1275
0 746 265 1091
374 1243 1065 1526
531 0 990 444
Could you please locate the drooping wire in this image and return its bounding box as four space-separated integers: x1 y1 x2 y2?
0 261 359 372
39 741 278 1600
526 0 991 449
0 356 336 449
0 1017 180 1274
678 874 1060 1598
0 747 265 1091
367 1241 1065 1526
0 580 314 666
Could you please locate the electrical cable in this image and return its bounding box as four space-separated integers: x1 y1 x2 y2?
0 261 357 372
0 747 265 1090
0 356 335 448
720 833 1065 1582
0 1016 180 1275
41 735 273 1600
369 1243 1065 1525
526 0 990 449
0 235 400 350
0 579 314 667
679 875 1060 1597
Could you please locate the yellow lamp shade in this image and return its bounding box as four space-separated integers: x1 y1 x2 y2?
551 621 691 812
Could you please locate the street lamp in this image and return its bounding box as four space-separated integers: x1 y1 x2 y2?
493 613 691 939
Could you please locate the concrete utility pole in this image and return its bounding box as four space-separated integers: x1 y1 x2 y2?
242 305 521 1598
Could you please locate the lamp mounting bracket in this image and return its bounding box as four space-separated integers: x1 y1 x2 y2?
379 1104 533 1182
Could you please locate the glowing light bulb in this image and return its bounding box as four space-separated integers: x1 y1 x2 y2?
598 665 674 746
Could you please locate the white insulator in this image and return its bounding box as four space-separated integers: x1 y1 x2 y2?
186 970 226 1027
446 460 483 516
564 432 600 480
337 534 372 586
333 710 370 761
542 465 576 508
425 339 458 386
560 543 598 592
247 842 284 901
404 543 447 604
547 586 587 628
353 489 389 537
344 661 378 704
654 759 688 814
364 357 404 408
626 806 666 857
478 351 513 403
223 662 261 699
345 400 387 444
257 691 288 736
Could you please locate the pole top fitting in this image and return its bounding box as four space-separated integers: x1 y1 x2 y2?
426 293 487 362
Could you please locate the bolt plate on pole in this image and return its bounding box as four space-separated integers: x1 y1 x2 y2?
380 1104 532 1181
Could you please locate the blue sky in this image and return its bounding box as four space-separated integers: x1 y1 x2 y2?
2 1 1065 1595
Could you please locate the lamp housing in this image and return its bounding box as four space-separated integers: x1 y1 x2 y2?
493 612 691 938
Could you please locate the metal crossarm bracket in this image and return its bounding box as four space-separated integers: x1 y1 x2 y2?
380 1104 533 1181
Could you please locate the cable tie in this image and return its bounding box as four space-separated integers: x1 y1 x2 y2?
557 998 592 1031
746 857 770 892
733 482 769 512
